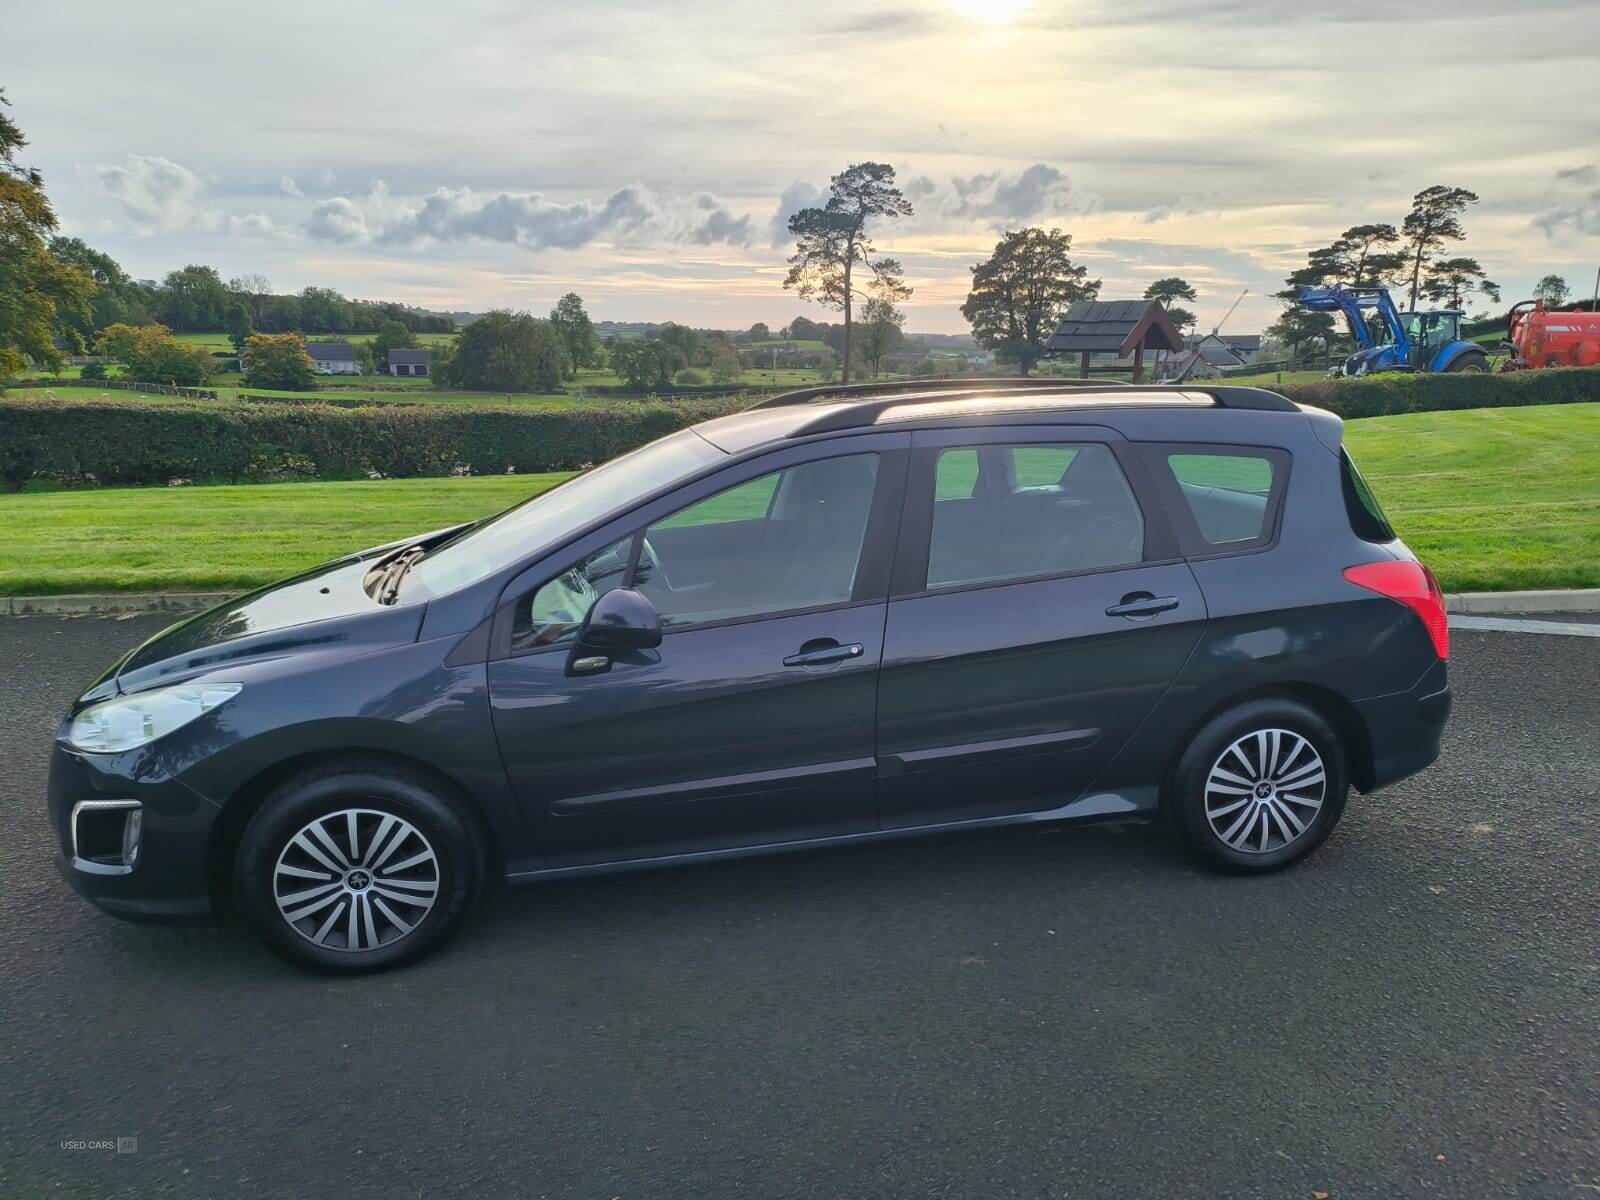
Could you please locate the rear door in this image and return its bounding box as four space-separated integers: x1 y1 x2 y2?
876 425 1207 828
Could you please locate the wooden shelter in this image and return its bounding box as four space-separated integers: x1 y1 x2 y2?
1043 300 1186 382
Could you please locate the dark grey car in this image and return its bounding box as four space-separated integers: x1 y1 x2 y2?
49 380 1452 971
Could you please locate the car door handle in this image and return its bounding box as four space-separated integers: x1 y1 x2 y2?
783 641 864 667
1105 594 1180 618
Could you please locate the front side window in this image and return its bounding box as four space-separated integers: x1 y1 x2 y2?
638 453 881 628
1165 452 1277 546
925 442 1144 589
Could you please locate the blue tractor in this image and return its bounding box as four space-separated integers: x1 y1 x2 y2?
1299 285 1490 376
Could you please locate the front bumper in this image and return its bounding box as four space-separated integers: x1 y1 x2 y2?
1355 657 1451 792
47 742 222 923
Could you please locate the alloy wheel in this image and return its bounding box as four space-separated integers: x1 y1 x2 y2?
1203 728 1326 854
272 808 440 952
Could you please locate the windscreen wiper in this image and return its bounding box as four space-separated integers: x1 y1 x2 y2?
375 546 426 605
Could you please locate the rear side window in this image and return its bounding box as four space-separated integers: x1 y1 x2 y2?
924 442 1144 589
1160 448 1284 551
1340 448 1396 542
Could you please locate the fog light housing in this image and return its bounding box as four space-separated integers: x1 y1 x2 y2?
71 800 142 874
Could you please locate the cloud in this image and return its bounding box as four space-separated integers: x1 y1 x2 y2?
1533 166 1600 237
279 175 303 197
1143 194 1220 224
688 193 753 245
228 212 277 236
944 163 1087 226
306 196 369 243
305 182 671 250
768 180 828 247
89 153 215 233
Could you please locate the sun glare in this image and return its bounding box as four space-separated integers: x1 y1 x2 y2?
944 0 1032 25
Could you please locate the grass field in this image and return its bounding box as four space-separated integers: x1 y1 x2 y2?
0 403 1593 596
10 362 826 405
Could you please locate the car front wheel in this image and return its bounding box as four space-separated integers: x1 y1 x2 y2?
1171 699 1348 871
235 760 483 971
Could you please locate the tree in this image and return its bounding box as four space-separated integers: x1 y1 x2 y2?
1166 306 1198 337
608 337 679 391
0 90 94 377
370 319 417 372
225 301 254 355
1400 186 1479 310
1265 306 1336 360
783 162 914 384
708 343 743 386
297 286 349 333
747 321 771 343
155 265 229 331
241 333 317 391
49 237 142 340
443 310 566 392
855 292 905 378
960 227 1100 376
95 322 216 386
1143 277 1197 309
653 322 699 367
1533 274 1571 307
548 293 600 372
1422 257 1500 309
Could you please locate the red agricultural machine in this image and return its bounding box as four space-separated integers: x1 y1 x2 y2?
1500 300 1600 371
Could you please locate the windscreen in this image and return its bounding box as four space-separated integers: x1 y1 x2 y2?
403 429 724 598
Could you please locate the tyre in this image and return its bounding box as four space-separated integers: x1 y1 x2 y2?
1170 698 1348 872
235 759 484 972
1445 354 1488 373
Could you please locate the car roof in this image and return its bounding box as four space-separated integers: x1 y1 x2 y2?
693 378 1300 455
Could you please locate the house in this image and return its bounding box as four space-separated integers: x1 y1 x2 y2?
305 342 361 375
1182 332 1262 365
1043 299 1185 381
1163 332 1266 379
387 348 432 377
964 350 995 368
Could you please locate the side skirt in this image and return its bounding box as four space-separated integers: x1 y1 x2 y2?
503 786 1158 886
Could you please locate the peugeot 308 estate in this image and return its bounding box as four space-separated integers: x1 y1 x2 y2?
49 380 1452 971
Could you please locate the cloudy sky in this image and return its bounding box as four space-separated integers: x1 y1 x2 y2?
8 0 1600 333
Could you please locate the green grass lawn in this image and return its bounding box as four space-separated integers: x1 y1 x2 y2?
0 403 1593 596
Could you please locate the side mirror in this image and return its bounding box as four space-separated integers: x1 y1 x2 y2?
578 588 662 652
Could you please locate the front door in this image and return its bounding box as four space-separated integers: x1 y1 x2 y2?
876 428 1207 828
488 436 908 867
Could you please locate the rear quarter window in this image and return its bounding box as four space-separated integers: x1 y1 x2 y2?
1339 448 1396 542
1149 446 1288 554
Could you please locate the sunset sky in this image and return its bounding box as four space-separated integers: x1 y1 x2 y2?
9 0 1600 334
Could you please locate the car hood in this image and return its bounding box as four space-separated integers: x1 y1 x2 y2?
91 524 472 699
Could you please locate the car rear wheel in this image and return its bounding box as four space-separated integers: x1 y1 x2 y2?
1171 698 1347 871
235 760 483 972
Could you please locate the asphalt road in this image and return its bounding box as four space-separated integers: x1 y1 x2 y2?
1 614 1596 1199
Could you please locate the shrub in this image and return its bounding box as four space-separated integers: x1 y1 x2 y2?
242 333 318 391
0 396 746 486
674 368 707 387
1274 366 1600 419
93 323 215 387
78 361 107 381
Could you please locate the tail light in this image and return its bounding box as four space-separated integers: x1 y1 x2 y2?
1343 561 1449 660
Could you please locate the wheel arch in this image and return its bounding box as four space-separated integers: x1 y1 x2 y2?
1157 681 1375 817
205 747 505 907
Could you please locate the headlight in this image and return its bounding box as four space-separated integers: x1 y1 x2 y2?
65 683 242 754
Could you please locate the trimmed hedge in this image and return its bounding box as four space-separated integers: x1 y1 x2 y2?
4 368 1599 487
0 397 743 486
1276 365 1600 419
